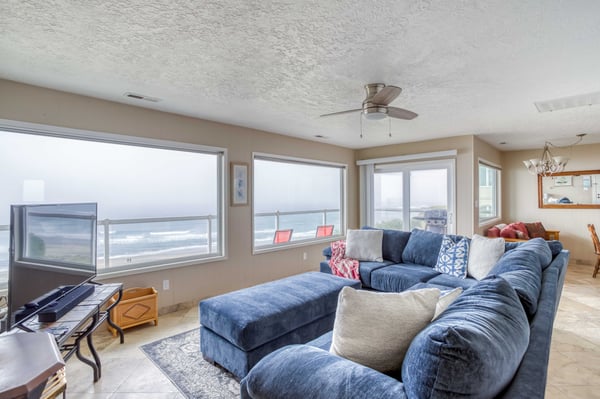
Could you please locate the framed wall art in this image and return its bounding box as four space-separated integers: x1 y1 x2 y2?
231 162 249 206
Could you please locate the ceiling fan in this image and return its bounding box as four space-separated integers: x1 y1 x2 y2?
320 83 418 121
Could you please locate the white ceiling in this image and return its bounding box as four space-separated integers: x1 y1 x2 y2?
1 0 600 151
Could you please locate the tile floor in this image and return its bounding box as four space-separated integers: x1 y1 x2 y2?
65 263 600 398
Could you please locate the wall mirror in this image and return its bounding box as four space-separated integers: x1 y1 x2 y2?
538 169 600 209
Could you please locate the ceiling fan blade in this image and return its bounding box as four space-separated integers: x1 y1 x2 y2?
371 85 402 105
387 106 418 120
320 108 362 117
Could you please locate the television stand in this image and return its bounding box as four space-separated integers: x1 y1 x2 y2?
19 283 124 382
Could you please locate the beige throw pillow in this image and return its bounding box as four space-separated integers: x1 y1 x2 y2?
468 234 505 280
345 229 383 262
330 286 440 373
434 287 463 319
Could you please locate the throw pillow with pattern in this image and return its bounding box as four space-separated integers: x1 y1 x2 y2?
434 235 469 278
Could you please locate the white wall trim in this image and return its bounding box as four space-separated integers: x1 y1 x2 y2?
356 150 458 166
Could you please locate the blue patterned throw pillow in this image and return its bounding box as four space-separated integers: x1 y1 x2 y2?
435 235 469 278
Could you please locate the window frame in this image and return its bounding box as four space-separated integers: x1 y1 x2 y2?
478 159 502 225
252 152 347 254
360 154 457 234
0 119 228 279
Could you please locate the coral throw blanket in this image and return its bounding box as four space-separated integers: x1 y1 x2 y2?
329 240 360 280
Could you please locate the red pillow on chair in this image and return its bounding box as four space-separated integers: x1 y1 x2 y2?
500 225 517 239
487 226 501 238
509 222 530 240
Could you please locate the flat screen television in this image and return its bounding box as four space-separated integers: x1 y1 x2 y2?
7 203 97 330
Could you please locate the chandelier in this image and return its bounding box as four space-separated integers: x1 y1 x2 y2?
523 134 586 176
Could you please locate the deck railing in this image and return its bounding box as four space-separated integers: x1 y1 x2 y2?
0 215 219 274
97 215 218 269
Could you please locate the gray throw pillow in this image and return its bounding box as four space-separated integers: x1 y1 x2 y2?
345 229 383 262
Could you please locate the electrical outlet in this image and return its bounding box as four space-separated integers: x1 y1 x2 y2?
303 252 308 261
163 279 170 290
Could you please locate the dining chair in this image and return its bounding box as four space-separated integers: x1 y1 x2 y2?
587 224 600 278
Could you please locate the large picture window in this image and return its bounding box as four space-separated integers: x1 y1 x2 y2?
253 154 346 251
0 122 225 286
479 161 501 223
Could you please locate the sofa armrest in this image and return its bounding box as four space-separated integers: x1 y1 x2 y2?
241 345 407 399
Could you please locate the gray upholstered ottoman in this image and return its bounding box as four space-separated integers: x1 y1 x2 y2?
199 271 360 379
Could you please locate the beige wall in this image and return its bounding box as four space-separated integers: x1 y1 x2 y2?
355 135 476 236
502 143 600 266
0 79 358 310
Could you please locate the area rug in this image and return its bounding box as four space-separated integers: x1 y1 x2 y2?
140 329 240 399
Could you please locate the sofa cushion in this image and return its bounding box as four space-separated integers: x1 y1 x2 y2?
403 229 462 267
490 243 544 316
434 235 469 278
363 226 411 263
425 272 478 290
370 264 441 292
521 237 553 268
346 229 383 262
242 344 408 399
330 286 440 373
402 277 530 398
467 234 505 280
504 238 561 262
357 260 394 288
547 240 563 257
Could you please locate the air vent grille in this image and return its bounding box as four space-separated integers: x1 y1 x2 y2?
535 91 600 112
124 92 161 103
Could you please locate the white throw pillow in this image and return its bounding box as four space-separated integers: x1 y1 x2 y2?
330 286 440 373
345 229 383 262
467 234 505 280
433 287 463 320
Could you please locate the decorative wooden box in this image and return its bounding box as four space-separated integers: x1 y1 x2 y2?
107 287 158 336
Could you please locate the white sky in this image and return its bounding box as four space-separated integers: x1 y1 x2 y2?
0 131 218 225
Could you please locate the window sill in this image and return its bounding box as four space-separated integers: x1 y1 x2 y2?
252 235 342 255
95 255 227 279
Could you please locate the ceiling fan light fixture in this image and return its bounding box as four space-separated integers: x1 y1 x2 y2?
363 106 388 120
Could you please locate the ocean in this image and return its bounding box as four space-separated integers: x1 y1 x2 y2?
0 211 341 279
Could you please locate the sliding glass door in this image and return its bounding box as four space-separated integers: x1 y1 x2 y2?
369 159 455 234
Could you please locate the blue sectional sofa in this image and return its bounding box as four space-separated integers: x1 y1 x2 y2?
241 228 569 399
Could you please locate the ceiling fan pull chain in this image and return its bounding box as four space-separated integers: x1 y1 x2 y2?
360 113 363 138
388 117 392 138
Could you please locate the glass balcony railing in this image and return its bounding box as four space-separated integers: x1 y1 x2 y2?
254 208 341 248
0 214 220 282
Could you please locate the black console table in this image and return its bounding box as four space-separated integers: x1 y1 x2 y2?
19 283 124 382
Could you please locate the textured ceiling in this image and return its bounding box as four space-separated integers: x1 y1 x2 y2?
1 0 600 150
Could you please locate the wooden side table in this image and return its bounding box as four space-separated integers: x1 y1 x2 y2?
0 332 64 399
20 283 124 382
545 230 560 241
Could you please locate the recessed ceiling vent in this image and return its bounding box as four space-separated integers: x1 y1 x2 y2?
535 91 600 112
124 92 161 103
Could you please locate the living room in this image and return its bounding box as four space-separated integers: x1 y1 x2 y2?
1 1 600 398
